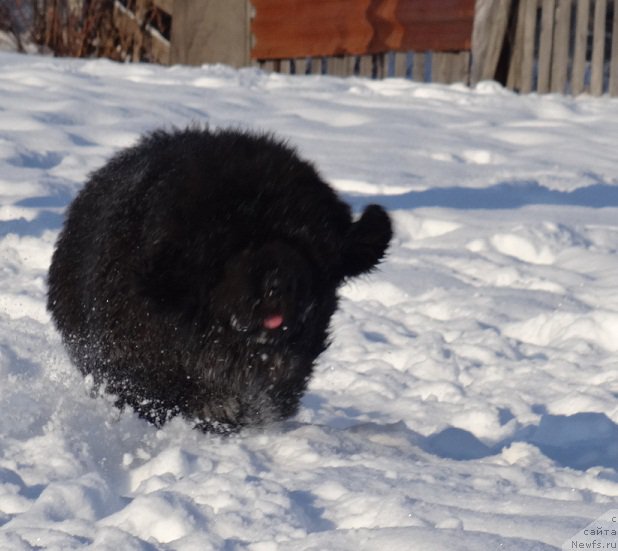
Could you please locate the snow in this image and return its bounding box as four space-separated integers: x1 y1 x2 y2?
1 50 618 550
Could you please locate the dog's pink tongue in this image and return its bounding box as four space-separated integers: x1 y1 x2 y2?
263 314 284 330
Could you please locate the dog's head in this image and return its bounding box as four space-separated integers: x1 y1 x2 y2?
208 201 393 351
210 241 320 344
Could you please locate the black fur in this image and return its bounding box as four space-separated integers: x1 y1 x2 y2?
47 127 392 432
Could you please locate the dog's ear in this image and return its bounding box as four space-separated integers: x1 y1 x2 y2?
340 204 392 278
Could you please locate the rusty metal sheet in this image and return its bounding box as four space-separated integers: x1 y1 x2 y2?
252 0 373 59
251 0 475 60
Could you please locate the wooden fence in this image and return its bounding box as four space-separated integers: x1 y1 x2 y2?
113 0 618 96
504 0 618 96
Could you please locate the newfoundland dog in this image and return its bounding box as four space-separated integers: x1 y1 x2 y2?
47 127 392 432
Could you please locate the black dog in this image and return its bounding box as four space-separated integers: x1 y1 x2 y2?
47 127 392 432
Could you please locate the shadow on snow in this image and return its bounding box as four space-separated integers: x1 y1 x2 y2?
345 180 618 212
421 411 618 471
5 179 618 239
0 191 72 238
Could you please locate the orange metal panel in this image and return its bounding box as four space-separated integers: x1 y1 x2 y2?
251 0 475 60
252 0 374 59
393 0 475 51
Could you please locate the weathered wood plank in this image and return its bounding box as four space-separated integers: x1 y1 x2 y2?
537 0 557 93
344 56 356 76
571 0 591 95
452 51 471 84
507 0 528 90
358 55 373 78
432 52 469 84
453 51 472 85
394 52 408 78
470 0 513 84
590 0 608 95
550 0 572 93
412 51 426 82
327 56 355 77
279 59 293 74
610 0 618 96
261 60 276 73
295 57 308 75
375 53 386 79
304 58 318 75
520 0 538 93
432 52 449 83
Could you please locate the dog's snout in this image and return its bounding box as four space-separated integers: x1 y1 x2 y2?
266 274 282 297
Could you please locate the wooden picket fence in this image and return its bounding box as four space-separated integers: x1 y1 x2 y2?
257 51 472 83
112 0 618 97
505 0 618 95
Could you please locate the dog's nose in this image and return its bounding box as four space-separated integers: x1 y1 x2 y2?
265 274 282 297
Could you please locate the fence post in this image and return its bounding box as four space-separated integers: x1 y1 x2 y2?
507 0 528 90
571 0 591 95
550 0 572 93
536 0 556 93
470 0 513 85
412 52 425 81
591 0 608 96
519 0 538 93
610 0 618 96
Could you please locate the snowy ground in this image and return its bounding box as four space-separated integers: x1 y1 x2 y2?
1 51 618 550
